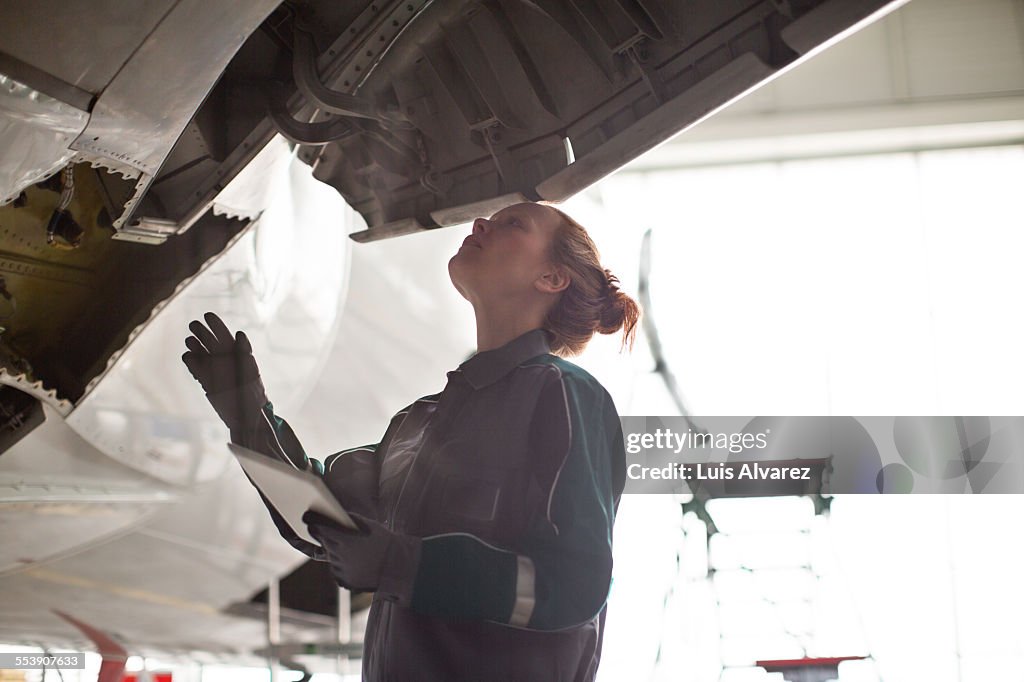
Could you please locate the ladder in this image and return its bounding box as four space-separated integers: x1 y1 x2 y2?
681 467 874 681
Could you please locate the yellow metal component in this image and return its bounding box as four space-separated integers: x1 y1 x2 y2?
0 163 125 399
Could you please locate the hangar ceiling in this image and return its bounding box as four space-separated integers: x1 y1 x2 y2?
631 0 1024 167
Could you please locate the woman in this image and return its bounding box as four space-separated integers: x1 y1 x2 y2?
183 201 640 681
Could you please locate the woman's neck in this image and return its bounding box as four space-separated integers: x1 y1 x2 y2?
473 304 547 353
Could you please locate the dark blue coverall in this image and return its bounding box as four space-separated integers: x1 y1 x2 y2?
239 328 627 681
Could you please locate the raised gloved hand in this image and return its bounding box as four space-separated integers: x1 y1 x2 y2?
303 510 421 606
181 312 268 438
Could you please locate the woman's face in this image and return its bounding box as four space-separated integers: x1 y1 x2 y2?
448 202 565 305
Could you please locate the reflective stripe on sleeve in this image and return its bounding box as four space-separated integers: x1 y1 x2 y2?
509 555 536 626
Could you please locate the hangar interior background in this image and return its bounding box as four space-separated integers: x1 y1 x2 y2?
3 0 1023 680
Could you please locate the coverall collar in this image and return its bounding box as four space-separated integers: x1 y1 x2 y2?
455 328 552 390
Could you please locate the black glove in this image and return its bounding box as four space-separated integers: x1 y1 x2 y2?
181 311 268 437
303 510 421 605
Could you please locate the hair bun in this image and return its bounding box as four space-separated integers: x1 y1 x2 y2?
597 271 627 334
602 268 619 295
542 205 641 355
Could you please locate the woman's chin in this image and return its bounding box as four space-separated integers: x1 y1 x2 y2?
447 261 469 296
448 249 476 272
447 254 462 276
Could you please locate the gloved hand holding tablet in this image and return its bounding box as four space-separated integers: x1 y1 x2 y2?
228 442 359 545
303 509 421 605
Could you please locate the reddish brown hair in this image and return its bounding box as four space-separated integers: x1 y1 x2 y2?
542 206 641 357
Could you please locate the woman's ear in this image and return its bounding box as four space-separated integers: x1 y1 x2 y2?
535 265 570 294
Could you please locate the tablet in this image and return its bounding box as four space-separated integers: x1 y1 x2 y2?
229 442 359 546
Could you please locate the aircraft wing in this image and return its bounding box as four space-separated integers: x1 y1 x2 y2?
0 0 905 408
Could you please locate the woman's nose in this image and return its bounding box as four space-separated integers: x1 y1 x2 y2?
472 218 488 235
